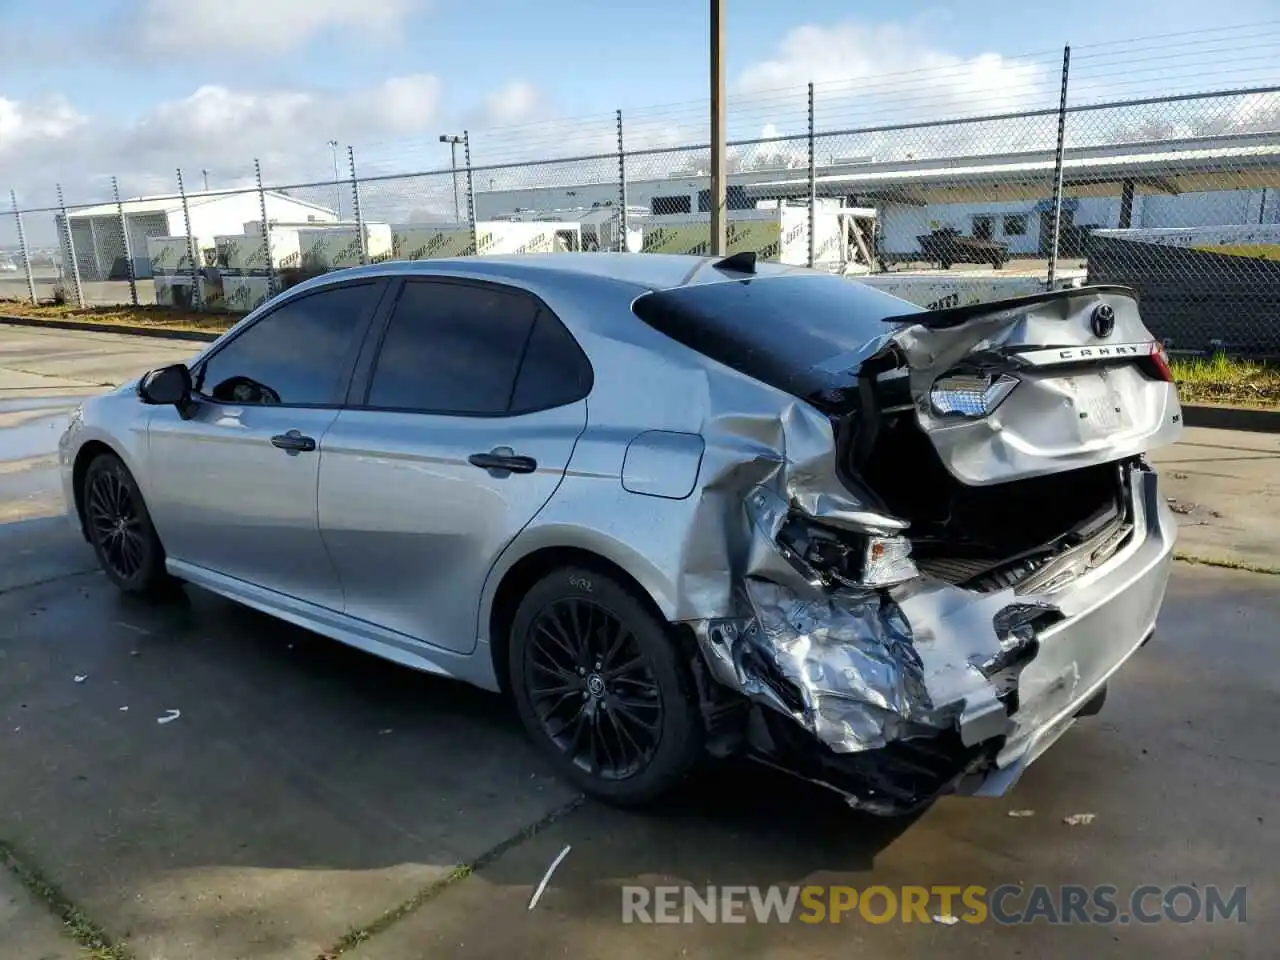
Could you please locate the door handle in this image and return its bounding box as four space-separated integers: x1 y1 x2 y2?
270 430 317 453
468 448 537 475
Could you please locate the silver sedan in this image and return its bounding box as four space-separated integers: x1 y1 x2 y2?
59 253 1182 812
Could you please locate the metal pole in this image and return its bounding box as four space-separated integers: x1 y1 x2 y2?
56 184 84 308
177 168 203 310
112 176 139 306
10 190 37 303
329 140 342 218
617 109 629 252
1047 44 1071 289
709 0 727 256
255 159 276 298
807 81 817 268
202 169 209 191
463 130 478 256
348 145 368 265
450 142 460 223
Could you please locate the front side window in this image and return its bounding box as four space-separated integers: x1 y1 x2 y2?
196 283 375 405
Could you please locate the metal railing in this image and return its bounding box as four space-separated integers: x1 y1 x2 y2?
3 43 1279 354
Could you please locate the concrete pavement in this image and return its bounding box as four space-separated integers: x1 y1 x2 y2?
0 868 81 960
0 323 195 523
1149 427 1280 570
1 321 1277 959
345 563 1279 960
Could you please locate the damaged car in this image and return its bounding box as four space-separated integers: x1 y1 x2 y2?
60 252 1181 812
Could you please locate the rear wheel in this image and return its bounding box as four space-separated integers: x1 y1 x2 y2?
509 566 703 806
82 453 175 597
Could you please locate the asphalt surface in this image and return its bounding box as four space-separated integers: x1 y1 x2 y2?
0 323 1276 959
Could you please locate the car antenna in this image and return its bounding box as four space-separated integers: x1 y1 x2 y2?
712 251 757 274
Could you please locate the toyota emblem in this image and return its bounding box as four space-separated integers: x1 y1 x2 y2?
1091 304 1116 338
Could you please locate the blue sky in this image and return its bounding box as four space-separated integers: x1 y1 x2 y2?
4 0 1275 116
0 0 1277 205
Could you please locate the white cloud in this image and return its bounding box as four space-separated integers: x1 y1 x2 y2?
0 95 85 155
482 81 545 126
137 0 421 53
736 20 1048 118
3 75 445 226
731 20 1057 165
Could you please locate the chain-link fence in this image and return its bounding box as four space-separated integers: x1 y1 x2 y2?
4 42 1279 353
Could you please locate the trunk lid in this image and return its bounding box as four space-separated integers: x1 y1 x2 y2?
871 285 1183 486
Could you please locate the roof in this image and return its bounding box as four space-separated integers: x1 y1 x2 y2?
290 252 817 299
64 190 336 221
474 130 1280 209
742 131 1280 205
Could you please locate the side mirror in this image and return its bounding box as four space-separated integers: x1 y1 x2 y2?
138 364 194 416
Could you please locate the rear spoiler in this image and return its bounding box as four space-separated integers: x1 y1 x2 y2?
880 284 1139 330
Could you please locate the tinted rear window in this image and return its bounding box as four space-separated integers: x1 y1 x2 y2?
631 275 918 399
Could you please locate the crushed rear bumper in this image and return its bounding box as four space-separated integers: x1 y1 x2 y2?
693 464 1176 814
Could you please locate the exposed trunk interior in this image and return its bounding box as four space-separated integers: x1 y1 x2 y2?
850 410 1133 592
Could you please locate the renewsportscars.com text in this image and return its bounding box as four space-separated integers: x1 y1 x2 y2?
621 884 1246 925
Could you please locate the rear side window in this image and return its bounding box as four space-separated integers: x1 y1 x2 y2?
631 274 919 399
365 280 591 416
196 282 375 405
509 310 593 413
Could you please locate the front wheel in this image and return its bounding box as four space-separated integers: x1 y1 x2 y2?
508 566 703 807
82 453 176 597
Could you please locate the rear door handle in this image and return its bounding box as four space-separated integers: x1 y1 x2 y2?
468 447 537 475
271 430 317 453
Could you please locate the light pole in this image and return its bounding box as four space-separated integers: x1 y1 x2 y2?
440 134 464 222
201 169 209 191
328 139 342 218
709 0 727 256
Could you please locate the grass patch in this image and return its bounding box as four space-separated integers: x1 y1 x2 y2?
0 838 133 960
1170 354 1280 408
0 298 238 335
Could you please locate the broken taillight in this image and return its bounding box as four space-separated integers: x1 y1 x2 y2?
929 373 1019 418
861 536 919 587
1141 342 1175 383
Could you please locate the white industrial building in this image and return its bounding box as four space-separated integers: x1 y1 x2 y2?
55 190 339 281
473 131 1280 264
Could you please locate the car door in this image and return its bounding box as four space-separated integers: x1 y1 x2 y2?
318 277 591 653
145 279 386 610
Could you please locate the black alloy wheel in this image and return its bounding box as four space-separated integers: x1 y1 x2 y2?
525 596 664 781
82 453 174 596
509 567 703 806
86 461 146 582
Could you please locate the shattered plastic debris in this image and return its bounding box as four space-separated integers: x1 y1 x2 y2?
119 706 129 712
156 709 181 725
1007 809 1035 818
1063 812 1096 826
932 914 961 926
73 675 87 683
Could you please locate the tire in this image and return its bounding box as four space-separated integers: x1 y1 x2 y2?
508 566 703 807
82 453 176 598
